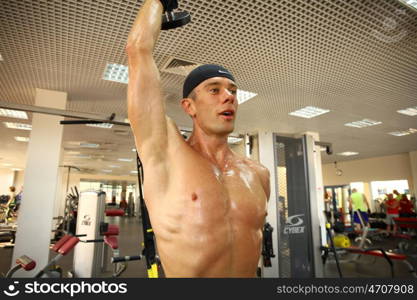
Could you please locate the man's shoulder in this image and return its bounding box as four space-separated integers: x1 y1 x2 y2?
240 157 270 199
241 157 270 179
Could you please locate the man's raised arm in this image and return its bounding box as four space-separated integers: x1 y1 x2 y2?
126 0 167 160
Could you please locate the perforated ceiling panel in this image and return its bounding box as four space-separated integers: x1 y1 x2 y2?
0 0 416 174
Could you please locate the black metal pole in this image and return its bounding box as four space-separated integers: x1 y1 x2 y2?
136 153 157 274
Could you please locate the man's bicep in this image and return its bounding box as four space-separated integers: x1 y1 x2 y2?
127 52 168 158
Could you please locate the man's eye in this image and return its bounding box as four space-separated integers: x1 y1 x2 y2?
210 88 219 93
230 90 237 95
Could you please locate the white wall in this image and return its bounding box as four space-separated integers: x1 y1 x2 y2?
230 134 260 161
322 152 415 201
0 168 14 195
13 170 25 192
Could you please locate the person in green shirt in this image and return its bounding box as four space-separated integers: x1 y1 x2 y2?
393 189 402 201
348 188 370 231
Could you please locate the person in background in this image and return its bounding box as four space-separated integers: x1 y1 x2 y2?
14 186 23 212
399 194 415 217
393 189 402 201
6 186 16 208
108 195 117 206
324 190 333 212
384 193 400 234
348 188 370 231
119 197 128 214
1 186 17 219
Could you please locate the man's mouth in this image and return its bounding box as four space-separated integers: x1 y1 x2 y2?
219 110 235 119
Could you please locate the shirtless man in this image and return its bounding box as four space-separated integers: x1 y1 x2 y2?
126 0 270 277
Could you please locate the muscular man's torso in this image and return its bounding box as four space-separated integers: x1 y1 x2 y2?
142 120 268 277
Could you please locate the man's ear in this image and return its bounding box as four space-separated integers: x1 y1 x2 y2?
181 98 196 117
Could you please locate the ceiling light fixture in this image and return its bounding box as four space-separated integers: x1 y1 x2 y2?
3 122 32 130
389 131 410 136
118 158 133 162
103 63 256 105
66 151 81 155
237 90 257 105
14 136 29 142
79 143 100 148
289 106 330 119
388 128 417 136
344 119 382 128
86 123 113 129
397 107 417 117
337 151 359 156
103 63 129 84
334 161 343 176
75 154 91 159
227 137 243 144
0 109 28 119
398 0 417 11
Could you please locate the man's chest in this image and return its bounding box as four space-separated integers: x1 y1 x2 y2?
165 159 267 225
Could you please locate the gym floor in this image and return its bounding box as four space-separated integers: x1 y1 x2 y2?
1 216 416 278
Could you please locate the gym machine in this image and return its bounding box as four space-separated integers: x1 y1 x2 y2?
72 191 126 277
263 134 329 278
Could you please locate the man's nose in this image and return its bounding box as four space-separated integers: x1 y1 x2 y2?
221 89 236 104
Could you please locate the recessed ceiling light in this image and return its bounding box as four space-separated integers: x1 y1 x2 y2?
0 109 28 119
103 63 128 84
118 158 133 162
103 63 256 105
12 168 23 171
237 90 257 105
3 122 32 130
227 136 243 144
389 131 410 136
399 0 417 10
102 169 112 173
132 148 137 152
344 119 382 128
86 123 113 129
397 107 417 116
108 165 120 168
66 151 81 155
131 170 138 174
75 154 91 159
14 136 29 142
388 128 417 136
337 151 359 156
289 106 330 119
79 143 100 148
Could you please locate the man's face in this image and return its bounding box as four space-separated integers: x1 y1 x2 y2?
182 77 238 136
